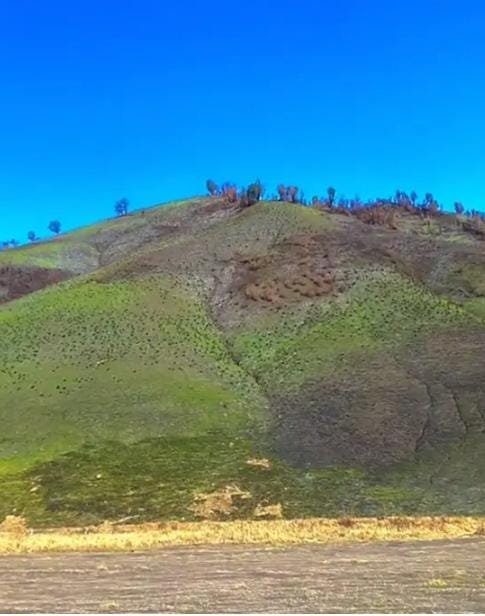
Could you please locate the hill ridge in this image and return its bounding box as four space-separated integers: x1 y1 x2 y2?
1 196 484 525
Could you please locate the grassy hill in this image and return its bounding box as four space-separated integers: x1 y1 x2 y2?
1 197 485 526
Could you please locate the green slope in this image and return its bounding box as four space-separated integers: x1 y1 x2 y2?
1 197 485 525
230 273 473 393
0 274 263 464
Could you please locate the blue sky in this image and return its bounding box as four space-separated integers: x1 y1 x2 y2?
1 0 484 241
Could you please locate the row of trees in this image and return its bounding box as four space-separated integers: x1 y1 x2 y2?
206 179 484 221
206 179 338 209
206 178 485 238
1 198 131 250
2 183 482 251
1 221 62 250
206 179 264 206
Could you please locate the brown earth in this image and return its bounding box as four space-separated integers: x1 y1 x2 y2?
0 265 73 304
272 330 485 468
0 539 484 612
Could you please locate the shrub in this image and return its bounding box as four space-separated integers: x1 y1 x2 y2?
221 183 238 204
48 220 61 235
277 184 288 201
287 186 299 203
114 198 129 217
454 202 465 215
1 239 19 248
242 181 264 207
355 205 397 229
206 179 219 196
462 215 485 238
0 515 28 538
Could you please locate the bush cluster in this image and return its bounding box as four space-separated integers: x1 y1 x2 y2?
205 180 485 235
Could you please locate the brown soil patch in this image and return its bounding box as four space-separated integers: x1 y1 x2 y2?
0 265 72 304
235 234 338 307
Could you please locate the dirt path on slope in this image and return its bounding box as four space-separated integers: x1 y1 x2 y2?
0 539 484 613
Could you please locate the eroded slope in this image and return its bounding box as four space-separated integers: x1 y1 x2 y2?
1 198 484 524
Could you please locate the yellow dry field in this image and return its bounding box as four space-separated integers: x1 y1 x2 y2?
0 516 483 554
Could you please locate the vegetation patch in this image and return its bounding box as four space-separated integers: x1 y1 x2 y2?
231 273 472 392
1 195 485 524
0 274 264 464
0 516 483 554
0 433 484 527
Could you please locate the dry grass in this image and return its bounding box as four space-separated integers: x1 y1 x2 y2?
246 457 272 470
0 515 28 538
253 503 284 519
189 485 252 520
0 516 483 554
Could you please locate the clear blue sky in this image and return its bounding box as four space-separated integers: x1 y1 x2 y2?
1 0 484 241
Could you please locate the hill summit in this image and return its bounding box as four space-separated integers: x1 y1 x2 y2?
1 195 484 525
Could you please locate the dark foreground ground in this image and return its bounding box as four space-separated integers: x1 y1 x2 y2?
0 539 484 613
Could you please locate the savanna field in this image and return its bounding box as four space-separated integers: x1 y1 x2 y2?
1 191 485 530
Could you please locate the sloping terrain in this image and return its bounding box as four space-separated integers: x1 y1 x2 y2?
1 197 484 525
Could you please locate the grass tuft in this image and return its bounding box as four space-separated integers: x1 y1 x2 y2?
0 516 482 554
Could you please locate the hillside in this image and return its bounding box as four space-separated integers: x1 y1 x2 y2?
1 197 485 526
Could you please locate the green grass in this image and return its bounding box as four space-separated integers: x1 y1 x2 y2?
448 263 485 297
230 273 473 392
464 297 485 319
202 200 336 257
0 196 205 273
0 199 332 477
0 273 264 466
366 433 485 515
1 432 484 526
68 197 196 240
1 198 484 525
0 238 99 272
446 263 485 320
0 435 366 526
